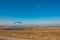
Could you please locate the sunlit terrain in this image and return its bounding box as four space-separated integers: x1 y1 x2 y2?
0 26 60 40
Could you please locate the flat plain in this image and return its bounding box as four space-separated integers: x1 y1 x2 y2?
0 26 60 40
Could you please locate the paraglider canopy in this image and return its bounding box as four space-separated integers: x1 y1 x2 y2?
14 21 22 25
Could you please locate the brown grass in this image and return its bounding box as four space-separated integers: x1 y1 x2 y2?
0 39 6 40
0 28 60 40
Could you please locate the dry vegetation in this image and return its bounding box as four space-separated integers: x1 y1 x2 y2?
0 28 60 40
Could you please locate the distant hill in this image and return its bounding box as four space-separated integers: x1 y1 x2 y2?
0 25 60 30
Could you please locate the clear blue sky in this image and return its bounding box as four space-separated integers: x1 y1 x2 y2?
0 0 60 25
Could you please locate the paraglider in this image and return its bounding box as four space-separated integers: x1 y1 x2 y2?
37 0 40 8
14 21 22 25
38 4 39 8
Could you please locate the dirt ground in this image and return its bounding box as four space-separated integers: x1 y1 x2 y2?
0 28 60 40
0 36 33 40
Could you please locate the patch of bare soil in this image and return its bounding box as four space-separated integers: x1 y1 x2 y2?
0 36 33 40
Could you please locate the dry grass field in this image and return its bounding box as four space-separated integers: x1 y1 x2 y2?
0 28 60 40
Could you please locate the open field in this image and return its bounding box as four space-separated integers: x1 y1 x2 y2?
0 27 60 40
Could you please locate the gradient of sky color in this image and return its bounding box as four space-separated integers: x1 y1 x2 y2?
0 0 60 25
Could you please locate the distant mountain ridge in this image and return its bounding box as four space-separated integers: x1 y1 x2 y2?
0 25 60 30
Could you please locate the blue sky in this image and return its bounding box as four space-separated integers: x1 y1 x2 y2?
0 0 60 25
